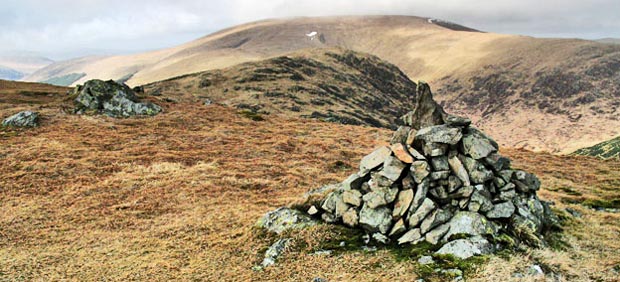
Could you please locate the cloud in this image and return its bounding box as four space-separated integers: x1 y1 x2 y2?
1 0 619 59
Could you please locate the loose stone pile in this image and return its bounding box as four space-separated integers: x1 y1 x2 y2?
305 82 558 258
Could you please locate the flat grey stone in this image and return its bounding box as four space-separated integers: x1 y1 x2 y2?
398 228 423 245
359 146 392 175
487 201 516 219
415 124 463 145
408 198 436 228
359 204 392 234
379 156 407 182
435 236 494 259
444 211 498 240
448 156 470 187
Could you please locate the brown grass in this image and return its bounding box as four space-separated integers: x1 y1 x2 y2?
1 97 619 281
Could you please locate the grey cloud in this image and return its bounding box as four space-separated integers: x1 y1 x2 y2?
1 0 619 59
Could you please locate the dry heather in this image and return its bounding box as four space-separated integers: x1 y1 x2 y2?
1 97 619 281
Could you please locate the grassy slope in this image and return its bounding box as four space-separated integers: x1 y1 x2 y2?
144 48 417 128
572 136 620 159
1 87 619 281
23 16 620 153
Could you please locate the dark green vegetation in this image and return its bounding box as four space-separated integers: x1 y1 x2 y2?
42 72 86 86
572 135 620 159
144 48 418 129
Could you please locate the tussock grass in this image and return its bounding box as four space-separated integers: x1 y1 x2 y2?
1 99 619 281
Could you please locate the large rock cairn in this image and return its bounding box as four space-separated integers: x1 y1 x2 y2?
73 79 162 118
306 82 558 258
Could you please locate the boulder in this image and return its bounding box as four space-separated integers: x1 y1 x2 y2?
2 111 39 127
420 208 452 234
391 126 412 144
409 178 430 212
342 173 365 190
257 207 317 234
74 79 162 118
342 208 360 227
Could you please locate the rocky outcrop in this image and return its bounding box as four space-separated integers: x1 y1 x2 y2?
73 79 162 118
2 111 39 127
278 83 558 260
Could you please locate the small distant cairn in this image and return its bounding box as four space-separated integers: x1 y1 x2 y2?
302 82 559 258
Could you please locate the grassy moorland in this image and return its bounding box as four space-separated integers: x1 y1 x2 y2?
0 92 619 281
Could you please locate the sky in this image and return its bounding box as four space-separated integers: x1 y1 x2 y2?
1 0 619 60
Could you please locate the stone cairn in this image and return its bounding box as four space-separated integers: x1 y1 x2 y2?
304 82 558 259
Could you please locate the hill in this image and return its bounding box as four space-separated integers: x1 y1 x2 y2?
24 15 620 153
0 66 24 80
0 53 53 80
144 48 417 128
597 38 620 44
572 136 620 159
1 80 619 280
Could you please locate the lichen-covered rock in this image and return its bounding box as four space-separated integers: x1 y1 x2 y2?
408 198 436 228
443 211 498 240
410 160 431 183
461 127 498 159
398 228 423 245
74 79 162 118
359 146 392 175
486 201 516 219
359 204 392 234
415 124 463 145
379 156 407 182
2 111 39 127
261 238 291 267
435 236 494 259
257 207 316 234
